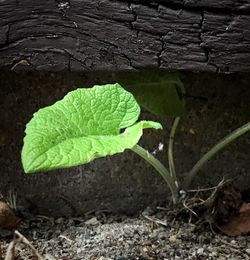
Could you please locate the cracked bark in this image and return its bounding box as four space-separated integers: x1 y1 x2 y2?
0 0 250 72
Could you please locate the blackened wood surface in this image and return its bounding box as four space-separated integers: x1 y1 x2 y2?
0 0 250 72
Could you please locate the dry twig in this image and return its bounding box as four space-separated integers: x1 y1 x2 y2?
4 230 44 260
143 215 168 227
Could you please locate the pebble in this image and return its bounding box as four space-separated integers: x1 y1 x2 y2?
84 217 100 226
84 230 92 240
197 248 204 255
55 217 64 224
169 234 177 242
246 248 250 254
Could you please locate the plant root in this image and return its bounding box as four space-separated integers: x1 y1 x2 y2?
182 179 227 209
177 179 243 232
149 179 243 234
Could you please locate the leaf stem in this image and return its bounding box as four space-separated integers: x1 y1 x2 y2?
183 122 250 190
131 144 178 203
168 117 180 186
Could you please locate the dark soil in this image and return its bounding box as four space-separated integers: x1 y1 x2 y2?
1 205 250 260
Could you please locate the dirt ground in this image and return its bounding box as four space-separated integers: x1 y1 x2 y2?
1 205 250 260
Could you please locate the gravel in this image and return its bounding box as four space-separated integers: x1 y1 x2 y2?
1 209 250 259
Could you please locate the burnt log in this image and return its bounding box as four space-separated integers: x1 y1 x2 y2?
0 0 250 72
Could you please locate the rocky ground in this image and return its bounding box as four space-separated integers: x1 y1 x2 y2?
1 206 250 260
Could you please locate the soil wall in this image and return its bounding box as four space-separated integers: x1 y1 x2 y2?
0 71 249 216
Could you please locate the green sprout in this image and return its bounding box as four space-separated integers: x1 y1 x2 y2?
21 83 250 204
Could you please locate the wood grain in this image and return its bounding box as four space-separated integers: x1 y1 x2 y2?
0 0 250 72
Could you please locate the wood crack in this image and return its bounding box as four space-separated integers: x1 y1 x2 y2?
199 11 208 63
0 0 250 72
157 36 164 68
127 0 250 15
5 24 10 46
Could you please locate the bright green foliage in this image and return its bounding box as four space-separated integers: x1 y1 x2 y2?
117 71 185 116
22 83 162 173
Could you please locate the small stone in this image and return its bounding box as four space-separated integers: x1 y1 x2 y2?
55 217 63 224
189 128 195 135
84 230 91 240
246 248 250 254
84 217 100 226
209 251 217 257
197 248 204 255
169 234 177 242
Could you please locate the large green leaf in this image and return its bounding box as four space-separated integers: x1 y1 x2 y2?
22 83 162 173
117 71 185 116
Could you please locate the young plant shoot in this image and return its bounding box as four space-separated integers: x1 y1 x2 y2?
21 83 250 204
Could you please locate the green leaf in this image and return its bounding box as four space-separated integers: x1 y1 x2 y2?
117 71 185 116
22 83 162 173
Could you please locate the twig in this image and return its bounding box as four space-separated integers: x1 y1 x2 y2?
4 241 16 260
4 231 44 260
182 198 198 217
219 244 241 253
0 243 2 260
156 206 168 211
220 239 241 249
59 235 74 245
187 186 220 193
14 231 44 260
143 215 168 227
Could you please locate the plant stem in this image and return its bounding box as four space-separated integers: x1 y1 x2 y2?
131 144 178 203
168 117 180 186
183 122 250 190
